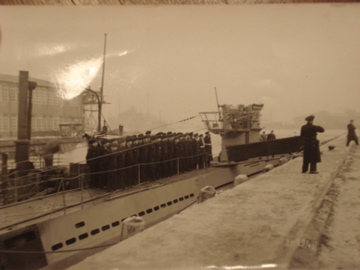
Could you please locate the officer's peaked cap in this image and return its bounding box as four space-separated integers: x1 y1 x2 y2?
305 115 314 122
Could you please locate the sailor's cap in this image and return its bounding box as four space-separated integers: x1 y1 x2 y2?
305 115 314 122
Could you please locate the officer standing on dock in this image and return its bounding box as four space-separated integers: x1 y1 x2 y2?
300 115 325 174
346 120 359 146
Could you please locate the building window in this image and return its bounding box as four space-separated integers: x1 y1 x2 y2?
1 84 9 102
57 96 64 106
48 116 54 131
10 115 17 132
41 89 48 105
42 115 48 131
53 117 59 131
31 117 36 132
49 91 56 105
9 85 18 102
36 116 42 131
1 114 10 132
33 90 39 104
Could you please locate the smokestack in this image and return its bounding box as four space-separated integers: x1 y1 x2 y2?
15 71 36 171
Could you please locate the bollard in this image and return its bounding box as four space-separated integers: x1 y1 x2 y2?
120 216 145 241
278 157 288 165
198 186 216 203
234 174 248 186
263 164 274 172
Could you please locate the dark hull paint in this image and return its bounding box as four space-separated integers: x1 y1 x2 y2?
0 155 290 270
226 136 304 162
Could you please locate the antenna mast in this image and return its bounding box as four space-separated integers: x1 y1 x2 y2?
98 33 107 132
214 87 221 120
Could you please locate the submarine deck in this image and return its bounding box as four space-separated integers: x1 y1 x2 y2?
0 164 224 233
67 135 354 270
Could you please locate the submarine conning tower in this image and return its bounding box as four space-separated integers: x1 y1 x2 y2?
199 103 264 162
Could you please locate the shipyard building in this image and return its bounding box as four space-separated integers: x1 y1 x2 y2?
0 74 84 138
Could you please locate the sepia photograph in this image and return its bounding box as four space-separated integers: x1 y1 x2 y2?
0 2 359 270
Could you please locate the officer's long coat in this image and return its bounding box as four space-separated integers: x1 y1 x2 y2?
300 123 325 163
347 123 357 140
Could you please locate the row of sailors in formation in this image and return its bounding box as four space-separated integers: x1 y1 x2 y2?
85 130 213 191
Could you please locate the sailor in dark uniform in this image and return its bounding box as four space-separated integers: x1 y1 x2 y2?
137 134 147 183
131 136 140 185
183 133 191 172
173 134 180 174
153 133 160 179
166 132 176 177
160 133 169 178
100 140 112 189
107 140 119 191
178 133 186 173
346 120 359 146
143 131 151 180
124 136 134 187
86 139 103 188
115 138 127 189
193 133 200 169
204 132 213 167
267 130 276 141
147 134 156 181
198 134 205 169
300 115 325 174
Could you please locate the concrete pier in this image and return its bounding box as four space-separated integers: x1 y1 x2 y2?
68 136 351 270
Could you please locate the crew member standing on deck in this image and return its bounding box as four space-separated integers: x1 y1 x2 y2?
260 131 267 142
346 120 359 146
267 130 276 141
204 131 213 167
86 139 102 188
198 134 205 169
300 115 325 174
115 138 127 190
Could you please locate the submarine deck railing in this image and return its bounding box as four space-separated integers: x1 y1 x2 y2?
0 151 224 231
0 151 213 209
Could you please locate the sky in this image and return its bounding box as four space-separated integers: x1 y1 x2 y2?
0 4 359 125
